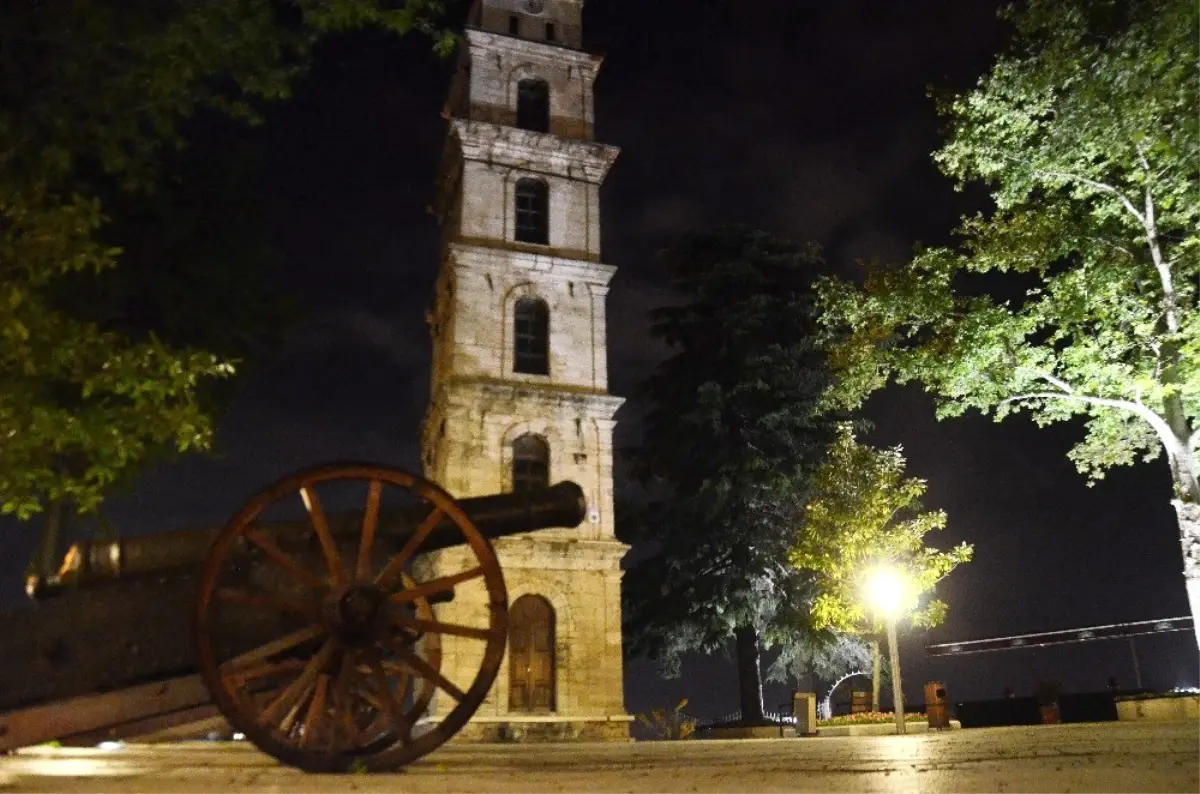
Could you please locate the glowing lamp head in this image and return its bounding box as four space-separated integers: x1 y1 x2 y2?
864 565 913 619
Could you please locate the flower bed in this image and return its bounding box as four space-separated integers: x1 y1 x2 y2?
818 711 926 727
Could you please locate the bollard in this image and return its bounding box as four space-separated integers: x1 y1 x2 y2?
792 692 818 736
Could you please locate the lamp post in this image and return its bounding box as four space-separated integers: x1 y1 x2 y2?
865 565 912 736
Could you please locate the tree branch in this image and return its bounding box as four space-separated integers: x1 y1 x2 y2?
1190 428 1200 456
1085 236 1137 260
1028 167 1146 226
1017 150 1177 335
1035 371 1075 394
1001 390 1184 459
1142 186 1179 335
1134 140 1153 174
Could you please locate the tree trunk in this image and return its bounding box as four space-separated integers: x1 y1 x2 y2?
35 497 65 578
1175 496 1200 651
871 636 882 711
733 624 765 725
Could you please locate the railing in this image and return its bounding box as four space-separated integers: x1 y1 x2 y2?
694 709 795 731
926 616 1193 656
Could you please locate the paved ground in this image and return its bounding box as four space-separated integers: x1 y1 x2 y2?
1 721 1195 792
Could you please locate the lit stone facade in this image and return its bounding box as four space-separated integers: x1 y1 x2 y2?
420 0 631 742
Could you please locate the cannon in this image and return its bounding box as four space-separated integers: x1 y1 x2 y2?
0 462 587 773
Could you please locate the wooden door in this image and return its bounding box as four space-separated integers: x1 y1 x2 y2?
508 595 556 712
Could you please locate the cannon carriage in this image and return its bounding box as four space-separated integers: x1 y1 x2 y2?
0 462 588 772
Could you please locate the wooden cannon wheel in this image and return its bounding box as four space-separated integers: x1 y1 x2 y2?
193 463 508 773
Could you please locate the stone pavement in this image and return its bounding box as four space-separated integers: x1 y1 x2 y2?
0 720 1195 792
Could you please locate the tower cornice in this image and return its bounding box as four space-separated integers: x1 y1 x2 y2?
465 28 604 69
448 243 617 286
433 377 626 417
451 119 619 183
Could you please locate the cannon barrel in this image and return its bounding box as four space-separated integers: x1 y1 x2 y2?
28 481 586 597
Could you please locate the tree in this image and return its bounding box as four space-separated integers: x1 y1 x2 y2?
816 0 1200 648
27 116 292 574
623 226 839 724
790 424 973 707
0 0 452 519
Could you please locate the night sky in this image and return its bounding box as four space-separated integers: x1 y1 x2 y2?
2 0 1196 719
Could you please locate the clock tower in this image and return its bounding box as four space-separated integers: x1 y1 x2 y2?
420 0 631 741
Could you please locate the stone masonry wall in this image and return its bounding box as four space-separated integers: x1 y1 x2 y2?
428 383 620 542
435 249 613 392
425 540 627 722
475 0 584 50
458 159 602 257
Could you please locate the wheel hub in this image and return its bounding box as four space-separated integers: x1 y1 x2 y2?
330 585 385 644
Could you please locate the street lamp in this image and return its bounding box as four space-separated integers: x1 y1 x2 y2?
865 565 914 736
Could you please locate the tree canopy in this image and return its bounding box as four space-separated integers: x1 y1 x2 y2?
0 0 451 518
816 0 1199 643
623 226 843 722
791 424 973 633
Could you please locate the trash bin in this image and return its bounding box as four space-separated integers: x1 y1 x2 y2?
792 691 817 736
1035 680 1062 724
924 681 950 729
850 690 872 714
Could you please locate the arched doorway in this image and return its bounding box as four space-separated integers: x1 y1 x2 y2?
508 594 556 712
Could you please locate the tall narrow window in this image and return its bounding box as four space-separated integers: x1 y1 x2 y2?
514 179 549 245
513 297 549 375
512 434 550 492
516 79 550 133
508 15 520 35
509 595 556 712
545 23 556 42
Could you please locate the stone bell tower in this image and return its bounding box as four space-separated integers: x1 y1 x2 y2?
420 0 631 741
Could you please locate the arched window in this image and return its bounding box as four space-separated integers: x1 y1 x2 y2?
512 433 549 493
516 79 550 133
513 297 549 375
509 594 556 712
514 178 549 245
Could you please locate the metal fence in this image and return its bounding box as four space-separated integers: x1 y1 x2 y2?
695 709 795 731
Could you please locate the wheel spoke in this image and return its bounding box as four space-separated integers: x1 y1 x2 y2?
380 659 415 678
220 625 325 672
357 480 383 581
299 674 329 748
392 646 465 702
300 485 345 588
390 611 497 641
226 658 307 687
279 698 306 735
375 507 445 590
329 653 360 749
243 528 325 589
259 639 337 727
366 656 413 745
214 587 315 618
389 567 482 605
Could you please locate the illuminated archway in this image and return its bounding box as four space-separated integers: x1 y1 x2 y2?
820 670 871 720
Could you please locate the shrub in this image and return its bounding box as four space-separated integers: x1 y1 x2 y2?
635 698 697 740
